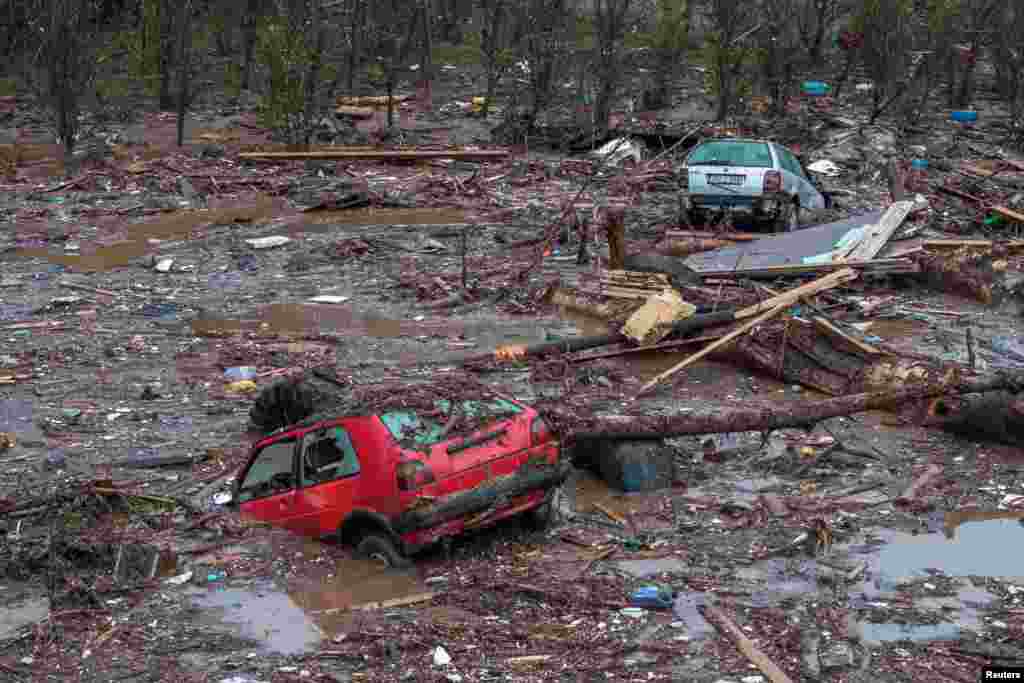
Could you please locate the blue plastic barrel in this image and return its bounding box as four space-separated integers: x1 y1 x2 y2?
950 110 978 123
911 159 928 170
802 81 830 96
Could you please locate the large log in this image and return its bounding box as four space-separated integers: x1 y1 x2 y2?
927 391 1024 447
541 371 1024 440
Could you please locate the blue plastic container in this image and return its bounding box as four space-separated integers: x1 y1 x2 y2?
911 159 928 170
224 366 258 381
950 110 978 123
629 585 676 610
802 81 830 96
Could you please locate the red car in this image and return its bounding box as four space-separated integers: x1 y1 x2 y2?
231 384 566 567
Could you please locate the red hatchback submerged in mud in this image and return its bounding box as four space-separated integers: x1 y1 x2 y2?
231 377 567 566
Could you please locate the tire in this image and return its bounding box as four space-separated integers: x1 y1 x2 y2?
523 501 555 531
249 379 316 432
354 534 412 569
774 200 800 233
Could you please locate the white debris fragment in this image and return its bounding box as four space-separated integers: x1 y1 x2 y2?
433 646 452 666
246 236 291 249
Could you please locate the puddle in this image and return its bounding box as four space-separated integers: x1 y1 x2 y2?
290 557 426 635
191 304 453 338
617 557 688 578
188 581 324 655
189 556 427 652
573 469 638 519
16 198 277 272
0 400 39 439
857 513 1024 589
744 559 820 607
672 591 713 639
0 597 49 639
857 585 996 644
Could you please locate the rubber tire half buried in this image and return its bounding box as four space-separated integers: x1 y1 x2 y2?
355 534 412 569
523 501 555 531
774 201 800 233
249 379 316 432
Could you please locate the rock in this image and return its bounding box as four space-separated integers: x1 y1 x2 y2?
819 640 856 671
800 629 821 678
179 177 198 202
583 439 676 492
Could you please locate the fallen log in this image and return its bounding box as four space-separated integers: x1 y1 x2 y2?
700 604 796 683
657 238 733 257
541 370 1024 440
927 391 1024 447
238 149 509 162
605 207 626 270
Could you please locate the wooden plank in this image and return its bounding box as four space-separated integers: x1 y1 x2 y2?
699 258 917 280
924 239 1024 251
664 230 761 242
638 269 857 396
961 162 996 178
238 149 510 162
992 205 1024 225
735 267 858 318
334 105 375 119
812 316 882 355
840 200 916 262
700 604 796 683
352 592 436 611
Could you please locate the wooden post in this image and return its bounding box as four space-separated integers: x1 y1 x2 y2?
605 206 626 271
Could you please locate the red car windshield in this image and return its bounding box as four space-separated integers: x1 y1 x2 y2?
379 397 522 448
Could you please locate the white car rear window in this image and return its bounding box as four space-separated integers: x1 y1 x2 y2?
688 141 773 168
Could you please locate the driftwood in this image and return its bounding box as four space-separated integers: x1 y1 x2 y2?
543 371 1024 440
915 246 1009 305
700 604 796 683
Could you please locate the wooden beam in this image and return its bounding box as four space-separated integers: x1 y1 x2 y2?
735 267 858 317
924 239 1024 251
699 259 917 280
238 149 510 162
992 205 1024 225
812 316 883 355
637 269 857 396
700 604 796 683
839 200 917 262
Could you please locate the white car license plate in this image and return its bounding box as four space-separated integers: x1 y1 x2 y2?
708 174 745 185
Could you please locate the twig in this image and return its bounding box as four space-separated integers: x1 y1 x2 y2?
966 327 976 370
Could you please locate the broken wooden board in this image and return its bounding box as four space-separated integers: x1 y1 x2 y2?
924 239 1024 250
621 288 696 345
334 105 376 119
992 205 1024 225
838 200 917 262
337 94 412 108
735 267 858 317
664 230 760 242
812 316 883 355
699 259 917 280
238 149 510 162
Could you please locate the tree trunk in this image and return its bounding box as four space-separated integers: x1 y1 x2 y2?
175 0 190 147
605 206 626 269
541 371 1024 441
419 0 433 108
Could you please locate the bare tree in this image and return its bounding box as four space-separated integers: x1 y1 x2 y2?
704 0 762 120
854 0 913 123
759 0 804 115
644 0 690 111
993 3 1024 134
29 0 101 176
591 0 634 131
512 0 575 124
476 0 510 117
949 0 1001 108
794 0 842 62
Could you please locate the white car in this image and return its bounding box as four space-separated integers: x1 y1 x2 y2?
681 138 829 232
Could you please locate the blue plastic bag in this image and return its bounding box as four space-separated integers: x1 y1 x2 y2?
629 584 676 609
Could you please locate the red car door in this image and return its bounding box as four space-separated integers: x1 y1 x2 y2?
288 422 364 537
237 434 301 529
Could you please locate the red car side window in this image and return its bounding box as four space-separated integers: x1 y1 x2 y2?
300 427 361 488
238 439 296 502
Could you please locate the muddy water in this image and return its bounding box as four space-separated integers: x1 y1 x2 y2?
16 199 278 272
189 556 426 653
573 468 638 519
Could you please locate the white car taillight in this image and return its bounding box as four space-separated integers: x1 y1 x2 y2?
763 170 782 193
530 417 552 446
